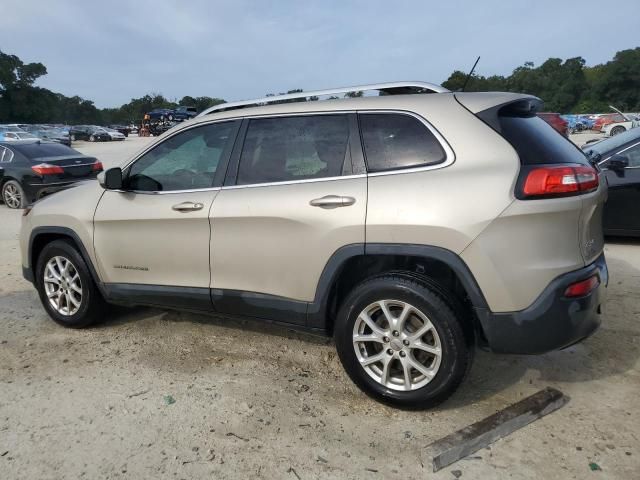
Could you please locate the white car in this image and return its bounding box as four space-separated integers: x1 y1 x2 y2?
100 127 126 141
600 106 640 136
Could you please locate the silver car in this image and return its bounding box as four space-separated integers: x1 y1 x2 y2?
19 82 608 408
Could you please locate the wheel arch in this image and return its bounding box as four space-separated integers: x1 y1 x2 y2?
308 243 490 342
28 227 105 296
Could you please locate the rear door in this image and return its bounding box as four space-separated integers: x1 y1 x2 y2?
209 113 366 325
93 120 240 307
602 141 640 234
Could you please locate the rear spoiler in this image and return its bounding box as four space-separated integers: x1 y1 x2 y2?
454 92 543 132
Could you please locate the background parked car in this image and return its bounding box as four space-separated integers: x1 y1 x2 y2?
537 112 569 136
593 113 627 131
108 125 130 137
101 127 126 141
173 106 198 121
601 115 640 136
23 125 72 146
0 140 102 208
69 126 111 142
146 109 175 121
0 130 40 141
582 128 640 236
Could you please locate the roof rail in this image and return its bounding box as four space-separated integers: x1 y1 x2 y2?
197 81 449 116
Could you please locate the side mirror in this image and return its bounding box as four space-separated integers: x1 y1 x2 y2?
607 155 629 175
99 167 123 190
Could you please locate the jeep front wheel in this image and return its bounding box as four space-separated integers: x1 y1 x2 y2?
35 240 107 328
334 275 472 409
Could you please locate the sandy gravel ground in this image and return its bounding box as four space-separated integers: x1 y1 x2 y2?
0 134 638 479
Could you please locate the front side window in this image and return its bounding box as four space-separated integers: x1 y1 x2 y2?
127 121 238 191
237 115 350 185
618 142 640 168
359 113 446 172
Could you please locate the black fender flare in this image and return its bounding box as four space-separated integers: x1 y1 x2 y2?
26 226 105 297
307 243 490 330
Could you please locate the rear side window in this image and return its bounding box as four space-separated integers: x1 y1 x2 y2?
359 113 446 172
497 114 589 166
237 115 350 185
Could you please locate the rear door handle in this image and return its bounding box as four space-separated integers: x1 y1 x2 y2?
172 201 204 212
309 195 356 209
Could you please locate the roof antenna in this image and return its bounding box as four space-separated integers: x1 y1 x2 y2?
461 56 481 92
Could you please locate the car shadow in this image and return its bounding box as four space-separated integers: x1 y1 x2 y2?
94 252 640 409
443 254 640 409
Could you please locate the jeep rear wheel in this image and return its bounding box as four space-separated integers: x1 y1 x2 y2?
334 275 472 409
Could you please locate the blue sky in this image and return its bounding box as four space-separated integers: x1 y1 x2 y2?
2 0 638 108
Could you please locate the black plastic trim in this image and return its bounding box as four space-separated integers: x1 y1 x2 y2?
211 289 307 326
365 243 490 309
103 283 213 311
307 244 366 329
22 265 34 283
476 253 607 354
306 243 489 329
27 226 105 296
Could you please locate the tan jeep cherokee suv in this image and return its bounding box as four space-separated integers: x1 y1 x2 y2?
20 82 608 408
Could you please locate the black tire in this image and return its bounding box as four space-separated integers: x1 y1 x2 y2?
70 134 76 142
610 126 626 136
35 240 107 328
334 275 472 409
2 179 27 209
89 135 96 142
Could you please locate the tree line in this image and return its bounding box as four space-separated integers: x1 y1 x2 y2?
1 47 638 125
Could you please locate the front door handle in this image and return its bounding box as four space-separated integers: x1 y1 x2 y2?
309 195 356 209
172 201 204 212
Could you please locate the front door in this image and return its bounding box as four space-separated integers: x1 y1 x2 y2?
210 113 367 325
603 140 640 235
93 120 240 308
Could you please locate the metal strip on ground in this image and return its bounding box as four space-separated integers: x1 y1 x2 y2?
425 387 569 472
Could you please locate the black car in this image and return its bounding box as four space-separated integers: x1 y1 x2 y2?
68 126 111 142
23 126 72 146
0 140 102 209
583 128 640 236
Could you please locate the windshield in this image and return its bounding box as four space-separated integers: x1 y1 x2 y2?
583 128 640 158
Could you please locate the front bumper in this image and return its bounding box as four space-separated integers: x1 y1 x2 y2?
476 253 608 354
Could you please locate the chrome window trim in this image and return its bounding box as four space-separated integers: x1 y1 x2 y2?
118 109 454 193
111 187 223 195
222 174 367 190
358 109 455 177
599 140 640 166
0 146 14 163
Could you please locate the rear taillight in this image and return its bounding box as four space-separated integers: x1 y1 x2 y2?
521 164 598 198
564 275 599 298
91 161 103 172
31 163 64 175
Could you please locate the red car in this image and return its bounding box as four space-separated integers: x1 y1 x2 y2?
537 112 569 137
593 113 627 131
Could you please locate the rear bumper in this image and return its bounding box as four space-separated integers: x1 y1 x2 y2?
476 253 608 354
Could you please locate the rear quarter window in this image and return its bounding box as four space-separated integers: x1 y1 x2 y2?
359 113 446 172
497 114 589 166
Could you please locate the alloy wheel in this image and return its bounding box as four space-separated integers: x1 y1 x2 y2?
3 183 22 209
352 299 442 391
43 256 83 316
